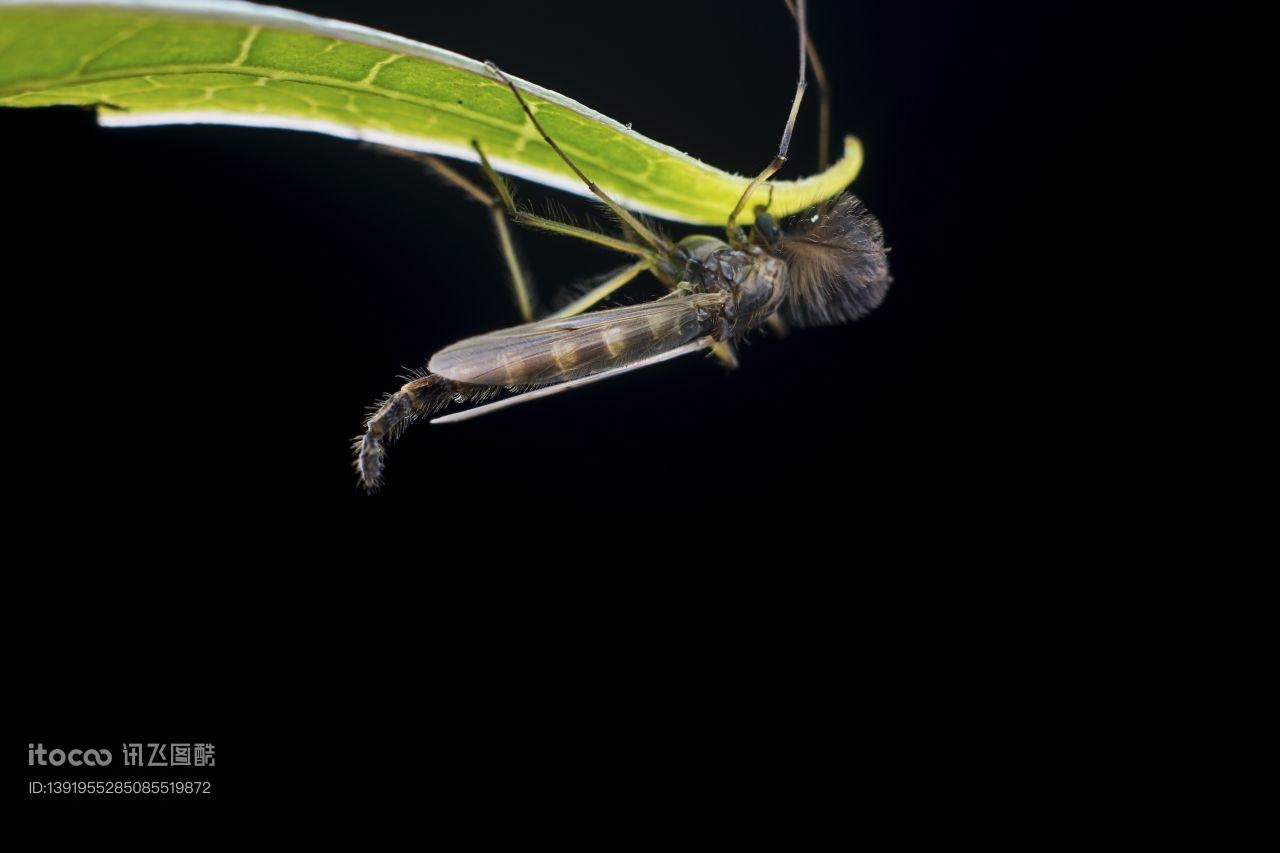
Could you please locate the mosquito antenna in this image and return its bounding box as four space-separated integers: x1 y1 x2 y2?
726 0 810 239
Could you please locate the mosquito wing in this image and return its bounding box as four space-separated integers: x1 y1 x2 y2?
428 295 723 386
431 336 713 424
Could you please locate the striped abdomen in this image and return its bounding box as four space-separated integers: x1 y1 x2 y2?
428 294 724 386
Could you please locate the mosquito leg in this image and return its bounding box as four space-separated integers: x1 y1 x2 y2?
396 151 540 322
384 145 658 319
548 260 648 319
783 0 830 170
504 209 660 260
726 0 811 240
469 140 519 214
484 61 677 257
469 140 663 263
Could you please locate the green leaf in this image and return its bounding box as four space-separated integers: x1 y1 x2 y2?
0 0 862 224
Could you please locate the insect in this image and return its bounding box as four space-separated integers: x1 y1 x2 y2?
356 0 891 490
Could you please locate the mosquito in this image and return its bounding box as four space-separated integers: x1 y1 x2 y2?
355 0 891 490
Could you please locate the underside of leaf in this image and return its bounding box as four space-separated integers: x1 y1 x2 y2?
0 0 863 224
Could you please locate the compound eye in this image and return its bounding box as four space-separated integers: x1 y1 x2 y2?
754 211 781 245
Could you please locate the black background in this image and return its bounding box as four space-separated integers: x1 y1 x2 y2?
0 0 1175 510
7 0 1196 836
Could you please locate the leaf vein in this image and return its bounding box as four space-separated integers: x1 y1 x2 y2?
75 18 156 76
231 25 262 67
358 52 404 87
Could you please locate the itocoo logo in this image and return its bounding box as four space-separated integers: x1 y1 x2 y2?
28 744 113 766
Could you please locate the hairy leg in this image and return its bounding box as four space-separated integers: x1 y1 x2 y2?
376 147 540 322
484 62 676 257
468 140 662 265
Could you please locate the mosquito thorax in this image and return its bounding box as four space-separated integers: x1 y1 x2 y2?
676 234 788 336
